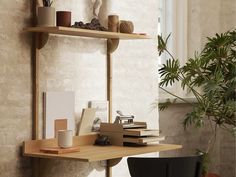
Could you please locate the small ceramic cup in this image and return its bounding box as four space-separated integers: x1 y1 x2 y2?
56 11 71 27
58 130 73 148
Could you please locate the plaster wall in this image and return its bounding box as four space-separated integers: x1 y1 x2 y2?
0 0 158 177
160 0 236 177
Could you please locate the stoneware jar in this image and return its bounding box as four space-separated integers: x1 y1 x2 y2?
37 7 55 26
58 130 73 148
56 11 72 27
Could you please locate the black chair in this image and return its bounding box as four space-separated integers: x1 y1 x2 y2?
127 156 202 177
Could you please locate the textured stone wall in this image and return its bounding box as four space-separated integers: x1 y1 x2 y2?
0 0 158 177
160 0 236 177
0 1 32 177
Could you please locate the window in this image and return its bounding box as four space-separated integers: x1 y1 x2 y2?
158 0 189 102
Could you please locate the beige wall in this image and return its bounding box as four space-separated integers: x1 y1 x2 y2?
160 0 236 177
0 0 158 177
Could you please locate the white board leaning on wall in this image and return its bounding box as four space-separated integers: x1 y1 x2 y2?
44 91 75 139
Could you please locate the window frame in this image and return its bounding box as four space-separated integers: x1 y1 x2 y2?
158 0 190 103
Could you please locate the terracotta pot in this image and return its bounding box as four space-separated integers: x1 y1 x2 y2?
56 11 71 27
203 173 220 177
38 7 55 26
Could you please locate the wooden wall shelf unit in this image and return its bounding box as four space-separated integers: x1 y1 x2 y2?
24 24 182 176
25 2 181 177
24 24 181 176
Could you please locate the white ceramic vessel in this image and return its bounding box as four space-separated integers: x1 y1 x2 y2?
58 130 73 148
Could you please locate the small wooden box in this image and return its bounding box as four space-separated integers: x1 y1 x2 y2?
40 146 80 154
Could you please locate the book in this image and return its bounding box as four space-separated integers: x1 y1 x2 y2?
78 108 96 136
88 101 109 131
123 129 159 137
123 136 165 144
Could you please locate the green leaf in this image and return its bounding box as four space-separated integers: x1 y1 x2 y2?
157 34 171 56
159 59 180 87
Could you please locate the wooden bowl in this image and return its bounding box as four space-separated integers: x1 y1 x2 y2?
120 20 134 34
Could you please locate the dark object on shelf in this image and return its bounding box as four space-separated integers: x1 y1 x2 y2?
56 11 71 27
120 20 134 34
72 18 108 31
127 155 203 177
94 135 111 146
43 0 53 7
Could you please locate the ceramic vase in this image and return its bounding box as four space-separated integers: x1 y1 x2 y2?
38 7 55 26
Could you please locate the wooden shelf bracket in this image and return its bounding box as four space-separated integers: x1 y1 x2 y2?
37 32 49 49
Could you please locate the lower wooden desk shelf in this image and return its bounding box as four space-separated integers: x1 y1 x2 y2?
23 134 182 166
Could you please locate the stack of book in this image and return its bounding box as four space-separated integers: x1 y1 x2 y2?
123 128 164 145
100 122 164 146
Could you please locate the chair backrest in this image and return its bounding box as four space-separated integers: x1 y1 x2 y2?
127 156 202 177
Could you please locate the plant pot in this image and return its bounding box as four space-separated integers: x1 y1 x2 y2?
203 173 220 177
56 11 71 27
38 7 55 26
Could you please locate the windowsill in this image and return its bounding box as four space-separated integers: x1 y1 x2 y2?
158 97 198 104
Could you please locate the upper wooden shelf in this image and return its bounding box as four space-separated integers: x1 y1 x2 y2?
23 26 151 40
23 135 182 162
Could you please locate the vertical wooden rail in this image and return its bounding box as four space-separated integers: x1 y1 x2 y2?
32 1 40 177
32 33 40 177
106 52 113 177
32 34 39 140
107 53 113 123
106 15 120 177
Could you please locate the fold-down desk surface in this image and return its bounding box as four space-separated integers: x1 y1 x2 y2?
23 135 182 162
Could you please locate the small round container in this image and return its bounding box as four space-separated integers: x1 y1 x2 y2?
38 7 55 26
120 20 134 34
57 130 73 148
56 11 71 27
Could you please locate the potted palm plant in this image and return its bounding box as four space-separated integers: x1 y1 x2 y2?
158 29 236 176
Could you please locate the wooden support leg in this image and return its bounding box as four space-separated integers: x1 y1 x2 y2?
106 158 122 177
32 158 40 177
106 165 112 177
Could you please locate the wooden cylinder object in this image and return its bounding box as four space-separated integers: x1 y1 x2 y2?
56 11 71 27
120 20 134 34
108 15 119 32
